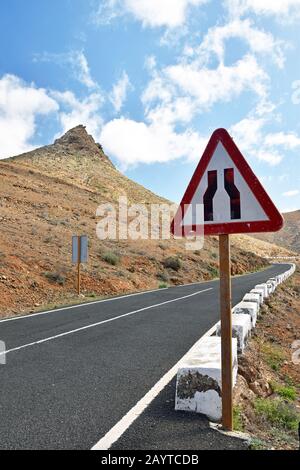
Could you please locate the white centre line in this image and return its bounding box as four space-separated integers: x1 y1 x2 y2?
0 288 213 357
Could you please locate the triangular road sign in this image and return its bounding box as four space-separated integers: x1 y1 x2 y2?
171 128 284 236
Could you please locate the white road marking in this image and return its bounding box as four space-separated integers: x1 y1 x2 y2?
91 322 219 451
0 288 213 357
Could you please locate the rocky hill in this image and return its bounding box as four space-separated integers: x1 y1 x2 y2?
0 126 293 318
251 210 300 254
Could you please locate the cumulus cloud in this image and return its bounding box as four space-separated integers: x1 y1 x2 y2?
141 53 268 131
230 115 300 166
0 74 58 159
109 71 132 113
264 132 300 149
100 117 207 168
94 0 208 28
196 18 285 68
225 0 300 20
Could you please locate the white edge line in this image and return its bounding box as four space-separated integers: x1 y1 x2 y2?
91 321 218 451
0 287 169 324
0 288 213 358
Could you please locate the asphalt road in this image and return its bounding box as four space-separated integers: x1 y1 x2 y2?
0 264 289 450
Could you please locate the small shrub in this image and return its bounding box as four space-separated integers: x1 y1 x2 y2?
102 252 120 266
159 283 168 289
163 257 182 271
157 272 169 283
270 382 297 401
254 398 299 431
207 266 219 278
261 342 286 371
44 271 66 286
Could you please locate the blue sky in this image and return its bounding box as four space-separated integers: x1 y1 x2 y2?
0 0 300 212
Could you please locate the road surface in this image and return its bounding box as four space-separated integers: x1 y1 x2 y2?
0 264 289 450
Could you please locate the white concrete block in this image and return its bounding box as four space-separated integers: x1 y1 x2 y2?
175 337 238 422
233 301 258 327
216 314 251 354
266 281 275 294
243 292 261 308
250 289 264 305
255 284 269 298
269 277 279 287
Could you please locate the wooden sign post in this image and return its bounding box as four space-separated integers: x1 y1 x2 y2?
219 234 233 430
72 235 88 295
171 129 283 432
77 237 81 296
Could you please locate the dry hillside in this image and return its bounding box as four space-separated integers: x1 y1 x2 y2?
0 125 290 318
252 210 300 254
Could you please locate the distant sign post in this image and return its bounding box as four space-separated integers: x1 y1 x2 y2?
171 128 283 431
72 235 88 295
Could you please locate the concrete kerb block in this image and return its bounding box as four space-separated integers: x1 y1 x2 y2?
255 284 269 298
233 301 258 327
266 282 274 295
243 292 261 309
216 314 251 354
250 289 264 305
175 337 238 422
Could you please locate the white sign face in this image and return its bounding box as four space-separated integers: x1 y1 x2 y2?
72 236 88 264
183 142 269 227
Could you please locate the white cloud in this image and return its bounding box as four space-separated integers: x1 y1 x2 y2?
226 0 300 20
264 132 300 149
196 19 285 68
52 90 104 141
0 74 58 159
73 51 98 89
35 50 98 89
166 54 268 107
109 71 132 113
282 190 300 197
100 117 207 168
230 115 285 166
142 54 268 124
256 150 283 166
230 116 266 155
94 0 208 28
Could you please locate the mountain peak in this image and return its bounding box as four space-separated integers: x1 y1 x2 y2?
54 125 103 154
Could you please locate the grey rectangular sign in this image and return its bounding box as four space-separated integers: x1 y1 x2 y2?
72 235 88 264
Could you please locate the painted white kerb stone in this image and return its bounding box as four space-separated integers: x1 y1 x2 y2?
255 284 269 298
243 292 261 309
233 301 258 327
175 337 238 422
250 289 264 305
216 314 252 354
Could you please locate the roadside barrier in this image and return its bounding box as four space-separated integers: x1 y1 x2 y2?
175 263 296 422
